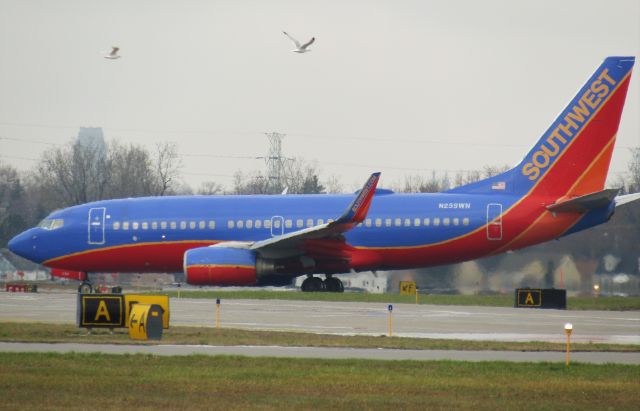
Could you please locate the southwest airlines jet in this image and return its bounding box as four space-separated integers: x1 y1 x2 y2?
8 57 639 293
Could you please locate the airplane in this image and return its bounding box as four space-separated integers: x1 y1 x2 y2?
8 56 638 293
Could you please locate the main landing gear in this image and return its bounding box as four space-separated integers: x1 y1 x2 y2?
78 281 93 294
300 275 344 293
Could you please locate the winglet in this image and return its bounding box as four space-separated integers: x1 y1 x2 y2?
336 172 381 224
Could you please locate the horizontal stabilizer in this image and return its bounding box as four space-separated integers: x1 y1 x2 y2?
546 188 619 213
615 192 640 207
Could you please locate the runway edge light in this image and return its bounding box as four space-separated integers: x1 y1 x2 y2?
387 304 393 337
564 323 573 366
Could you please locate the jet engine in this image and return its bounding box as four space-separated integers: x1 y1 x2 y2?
183 246 277 286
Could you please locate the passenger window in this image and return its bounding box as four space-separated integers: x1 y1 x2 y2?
404 218 411 227
296 219 303 228
228 220 234 229
423 218 430 226
123 222 130 230
285 219 292 229
414 218 421 227
255 220 262 229
453 218 459 226
151 222 158 230
189 221 196 229
433 218 440 226
170 221 177 229
463 217 470 226
180 221 186 229
385 218 392 227
161 221 167 229
273 219 280 229
141 222 148 230
208 220 216 229
394 218 401 227
246 220 253 229
199 221 206 229
317 219 324 225
264 220 272 229
365 219 372 227
443 218 450 226
237 220 244 229
307 219 313 227
375 218 382 227
113 222 120 230
132 222 139 230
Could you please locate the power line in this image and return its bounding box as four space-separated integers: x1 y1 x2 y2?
6 121 635 149
0 136 59 146
0 154 38 162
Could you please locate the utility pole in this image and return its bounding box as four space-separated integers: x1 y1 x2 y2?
264 132 287 193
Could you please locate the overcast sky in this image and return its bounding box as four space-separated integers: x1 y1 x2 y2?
0 0 638 191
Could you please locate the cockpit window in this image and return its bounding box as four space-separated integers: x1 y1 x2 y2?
38 218 64 230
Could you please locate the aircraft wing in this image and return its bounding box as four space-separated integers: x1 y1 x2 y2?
250 172 380 258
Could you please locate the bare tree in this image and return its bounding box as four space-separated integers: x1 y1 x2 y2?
324 174 343 194
198 181 224 195
628 147 640 193
0 162 28 246
396 172 450 193
107 141 157 198
36 138 110 207
482 164 510 178
154 142 182 196
232 171 270 194
283 159 324 194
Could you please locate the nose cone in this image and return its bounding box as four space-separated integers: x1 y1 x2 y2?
8 230 38 262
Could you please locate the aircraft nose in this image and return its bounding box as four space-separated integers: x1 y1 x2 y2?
8 230 37 261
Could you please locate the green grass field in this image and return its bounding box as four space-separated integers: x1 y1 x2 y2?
1 322 638 352
1 353 638 410
164 290 640 310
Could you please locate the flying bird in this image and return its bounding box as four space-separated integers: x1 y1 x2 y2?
104 46 121 60
283 32 315 53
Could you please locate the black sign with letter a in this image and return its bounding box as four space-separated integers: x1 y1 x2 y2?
77 294 126 327
515 288 566 310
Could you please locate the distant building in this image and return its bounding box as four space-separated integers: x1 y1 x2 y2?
77 127 107 158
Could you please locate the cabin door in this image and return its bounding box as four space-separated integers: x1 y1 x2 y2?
270 216 284 237
486 203 503 241
88 207 106 244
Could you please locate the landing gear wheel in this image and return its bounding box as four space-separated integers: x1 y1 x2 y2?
78 282 93 294
324 277 344 293
301 276 325 292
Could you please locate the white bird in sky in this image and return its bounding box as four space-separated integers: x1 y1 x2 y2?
103 46 121 60
283 31 315 53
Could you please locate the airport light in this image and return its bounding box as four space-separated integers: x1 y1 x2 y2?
388 304 393 337
564 323 573 366
593 284 600 298
216 298 221 329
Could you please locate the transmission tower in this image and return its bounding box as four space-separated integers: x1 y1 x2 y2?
264 132 287 192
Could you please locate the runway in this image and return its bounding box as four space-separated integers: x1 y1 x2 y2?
1 291 638 345
1 342 639 364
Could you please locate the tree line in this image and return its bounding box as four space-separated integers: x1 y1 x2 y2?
1 137 638 248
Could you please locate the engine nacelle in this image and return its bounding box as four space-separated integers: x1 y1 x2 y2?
184 247 276 286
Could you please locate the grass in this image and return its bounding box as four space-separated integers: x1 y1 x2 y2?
1 322 638 352
164 289 640 310
0 352 638 410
